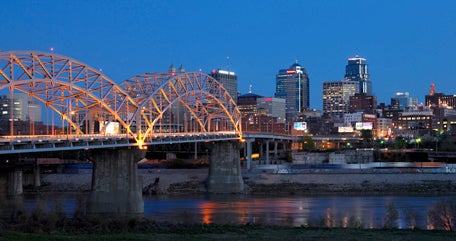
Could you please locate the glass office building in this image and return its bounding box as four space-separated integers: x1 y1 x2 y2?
275 62 310 123
345 56 372 95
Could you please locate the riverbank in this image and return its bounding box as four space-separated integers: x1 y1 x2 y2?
36 168 456 195
2 225 455 241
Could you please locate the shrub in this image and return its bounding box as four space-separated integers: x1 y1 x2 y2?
428 199 456 231
383 203 399 229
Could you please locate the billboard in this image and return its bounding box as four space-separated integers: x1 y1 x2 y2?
100 121 120 134
293 122 307 131
338 126 354 133
355 122 373 130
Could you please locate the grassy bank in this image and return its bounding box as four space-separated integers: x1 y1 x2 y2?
1 225 455 241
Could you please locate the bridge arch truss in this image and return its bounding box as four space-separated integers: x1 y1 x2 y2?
0 51 242 147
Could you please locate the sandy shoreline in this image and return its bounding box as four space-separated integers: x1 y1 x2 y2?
34 168 456 195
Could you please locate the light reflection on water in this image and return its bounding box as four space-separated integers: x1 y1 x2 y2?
144 194 451 229
2 193 454 229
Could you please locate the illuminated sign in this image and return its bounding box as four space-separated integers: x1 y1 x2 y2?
100 121 120 134
286 70 296 74
338 126 354 133
293 122 307 130
355 122 373 130
218 70 236 75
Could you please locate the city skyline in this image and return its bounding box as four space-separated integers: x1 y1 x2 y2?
1 0 455 111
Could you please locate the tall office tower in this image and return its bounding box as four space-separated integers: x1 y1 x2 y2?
391 92 417 110
275 62 310 123
345 56 372 95
322 80 359 119
210 69 238 103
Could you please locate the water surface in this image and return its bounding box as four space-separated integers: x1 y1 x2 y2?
3 193 454 229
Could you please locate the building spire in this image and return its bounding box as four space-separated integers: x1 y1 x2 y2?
249 84 252 94
429 82 435 96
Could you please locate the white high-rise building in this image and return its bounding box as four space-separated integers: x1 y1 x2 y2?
322 80 359 119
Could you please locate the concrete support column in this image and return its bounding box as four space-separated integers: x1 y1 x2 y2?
7 169 23 196
274 141 278 160
207 141 244 193
194 142 198 160
265 141 270 165
246 139 253 170
87 149 145 216
34 165 40 187
259 142 263 163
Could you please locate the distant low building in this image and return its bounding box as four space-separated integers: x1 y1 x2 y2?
349 93 377 114
395 105 433 138
0 93 42 135
256 97 286 123
237 93 263 117
377 118 393 138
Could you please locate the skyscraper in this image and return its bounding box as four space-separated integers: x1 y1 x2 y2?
344 56 372 95
275 62 310 123
210 69 238 103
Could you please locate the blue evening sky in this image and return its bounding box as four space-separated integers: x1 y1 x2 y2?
1 0 455 111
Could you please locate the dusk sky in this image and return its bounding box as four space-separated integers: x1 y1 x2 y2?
1 0 455 111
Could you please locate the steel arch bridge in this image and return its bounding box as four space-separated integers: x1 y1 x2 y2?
0 51 242 148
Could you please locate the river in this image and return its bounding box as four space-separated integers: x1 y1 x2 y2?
2 193 455 229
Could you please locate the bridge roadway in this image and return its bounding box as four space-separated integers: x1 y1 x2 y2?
0 132 360 155
0 132 239 154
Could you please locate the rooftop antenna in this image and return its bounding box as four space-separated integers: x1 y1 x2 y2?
226 56 230 70
249 84 252 94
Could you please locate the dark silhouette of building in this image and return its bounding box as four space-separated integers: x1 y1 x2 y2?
349 93 377 114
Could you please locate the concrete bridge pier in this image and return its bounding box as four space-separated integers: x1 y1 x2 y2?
23 165 41 188
87 149 145 216
34 165 41 187
207 141 244 193
7 169 23 196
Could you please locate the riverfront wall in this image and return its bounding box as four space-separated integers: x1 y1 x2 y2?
38 169 456 195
